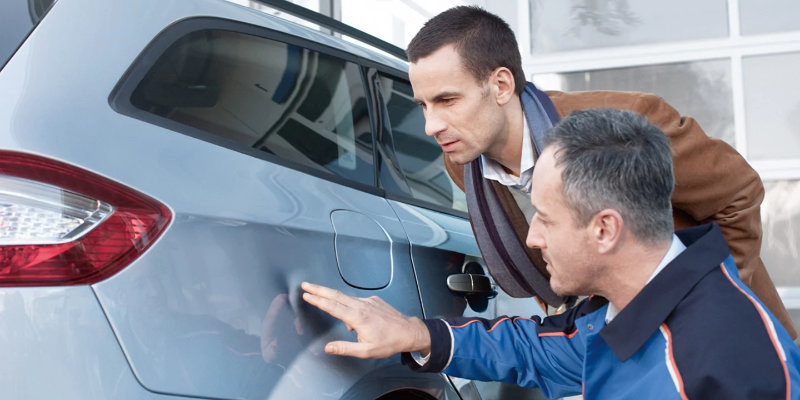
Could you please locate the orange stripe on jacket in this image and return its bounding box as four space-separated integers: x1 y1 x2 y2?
450 317 511 332
451 317 579 338
661 324 689 400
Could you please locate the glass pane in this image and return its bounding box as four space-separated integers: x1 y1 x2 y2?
529 0 728 54
379 75 467 213
761 180 800 287
533 60 735 145
743 52 800 160
0 0 55 68
131 30 374 186
740 0 800 35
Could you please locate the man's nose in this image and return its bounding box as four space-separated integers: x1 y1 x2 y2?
526 220 544 249
424 110 447 137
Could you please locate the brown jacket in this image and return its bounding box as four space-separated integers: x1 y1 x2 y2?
444 90 797 339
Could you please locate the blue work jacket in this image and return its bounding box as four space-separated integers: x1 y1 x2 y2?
405 223 800 399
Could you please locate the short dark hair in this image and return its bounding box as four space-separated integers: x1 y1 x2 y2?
543 109 675 244
406 6 525 95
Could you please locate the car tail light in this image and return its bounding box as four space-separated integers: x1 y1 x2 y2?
0 151 171 286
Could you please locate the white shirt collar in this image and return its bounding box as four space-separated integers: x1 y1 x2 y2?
479 115 534 193
605 234 687 323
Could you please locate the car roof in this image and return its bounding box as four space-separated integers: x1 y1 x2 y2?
223 0 410 73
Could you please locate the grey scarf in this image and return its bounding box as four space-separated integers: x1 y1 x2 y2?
464 82 573 307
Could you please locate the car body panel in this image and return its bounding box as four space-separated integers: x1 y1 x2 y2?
92 155 425 399
0 287 199 400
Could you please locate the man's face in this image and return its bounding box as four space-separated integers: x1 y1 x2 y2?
525 147 599 296
408 44 506 165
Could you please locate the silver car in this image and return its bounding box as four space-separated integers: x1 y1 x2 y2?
0 0 547 399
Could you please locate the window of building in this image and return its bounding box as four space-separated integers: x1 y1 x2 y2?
129 28 374 186
762 180 800 287
528 0 728 54
739 0 800 35
534 60 734 145
743 52 800 161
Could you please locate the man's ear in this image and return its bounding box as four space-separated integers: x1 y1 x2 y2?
590 209 623 254
491 67 516 106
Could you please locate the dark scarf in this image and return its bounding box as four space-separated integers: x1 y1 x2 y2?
464 82 572 307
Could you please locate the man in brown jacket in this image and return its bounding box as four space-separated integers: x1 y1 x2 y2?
406 5 797 339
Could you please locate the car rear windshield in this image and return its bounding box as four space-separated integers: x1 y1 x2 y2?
0 0 56 69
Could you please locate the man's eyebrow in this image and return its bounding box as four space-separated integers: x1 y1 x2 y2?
432 91 460 101
414 91 461 104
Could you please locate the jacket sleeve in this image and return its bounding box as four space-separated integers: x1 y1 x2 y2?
547 91 795 339
403 298 607 398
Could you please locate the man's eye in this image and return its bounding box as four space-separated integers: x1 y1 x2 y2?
442 98 455 105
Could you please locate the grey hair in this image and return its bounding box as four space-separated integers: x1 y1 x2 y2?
542 108 674 244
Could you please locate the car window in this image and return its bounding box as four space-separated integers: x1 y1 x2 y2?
0 0 55 69
377 74 467 213
129 29 374 187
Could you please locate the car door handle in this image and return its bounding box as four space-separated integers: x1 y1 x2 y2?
447 273 492 294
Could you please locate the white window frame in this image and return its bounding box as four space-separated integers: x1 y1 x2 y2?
515 0 800 182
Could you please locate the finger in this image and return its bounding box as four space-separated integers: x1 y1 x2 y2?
363 296 402 317
301 282 360 307
302 292 357 323
366 296 397 311
375 296 396 308
324 340 373 358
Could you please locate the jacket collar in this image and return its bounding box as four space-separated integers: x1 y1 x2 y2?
599 223 731 361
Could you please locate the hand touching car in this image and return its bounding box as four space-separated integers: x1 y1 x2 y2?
301 282 431 358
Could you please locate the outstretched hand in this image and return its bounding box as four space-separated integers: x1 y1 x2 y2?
301 282 431 358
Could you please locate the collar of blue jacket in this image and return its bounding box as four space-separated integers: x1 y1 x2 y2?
600 223 731 361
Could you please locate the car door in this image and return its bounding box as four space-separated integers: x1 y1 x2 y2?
372 71 553 400
89 14 461 400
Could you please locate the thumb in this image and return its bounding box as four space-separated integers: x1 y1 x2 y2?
324 340 371 358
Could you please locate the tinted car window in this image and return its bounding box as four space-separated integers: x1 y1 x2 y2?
0 0 55 68
130 29 374 186
378 75 467 213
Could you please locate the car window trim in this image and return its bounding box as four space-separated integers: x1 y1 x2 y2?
371 68 470 218
363 66 415 197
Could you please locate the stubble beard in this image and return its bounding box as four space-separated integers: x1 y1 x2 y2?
445 146 482 166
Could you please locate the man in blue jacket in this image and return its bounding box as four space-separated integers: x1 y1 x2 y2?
302 108 800 399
